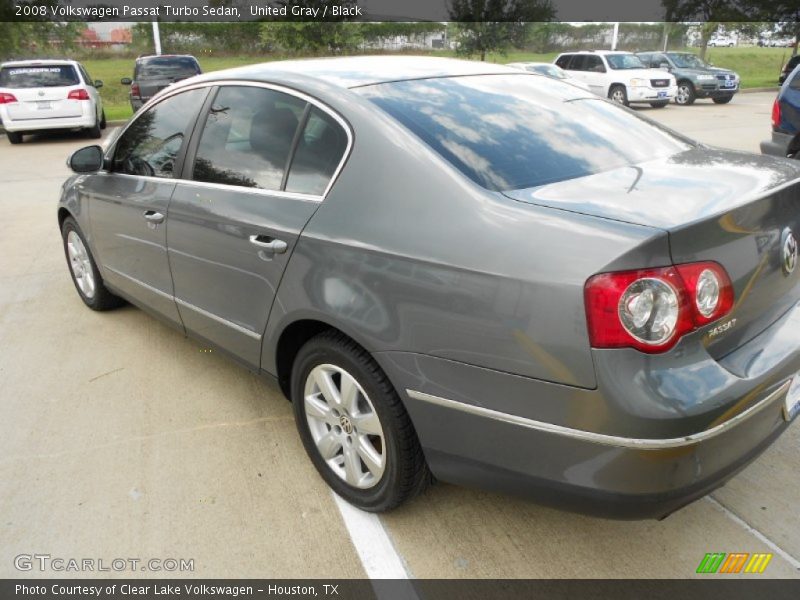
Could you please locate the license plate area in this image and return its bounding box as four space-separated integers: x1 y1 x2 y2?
784 373 800 421
36 102 52 110
657 91 668 98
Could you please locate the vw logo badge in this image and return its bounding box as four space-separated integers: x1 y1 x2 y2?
783 229 798 276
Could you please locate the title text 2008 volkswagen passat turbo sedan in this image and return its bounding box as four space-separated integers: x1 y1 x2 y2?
59 57 800 518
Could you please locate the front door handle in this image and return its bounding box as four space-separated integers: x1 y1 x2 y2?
249 235 288 254
143 210 165 224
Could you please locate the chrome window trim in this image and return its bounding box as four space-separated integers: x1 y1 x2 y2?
104 79 354 203
406 381 792 450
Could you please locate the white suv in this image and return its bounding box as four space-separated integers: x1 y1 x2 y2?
0 59 105 144
554 51 677 108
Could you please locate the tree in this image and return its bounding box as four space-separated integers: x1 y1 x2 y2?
751 1 800 55
260 0 363 54
449 0 555 61
662 0 747 59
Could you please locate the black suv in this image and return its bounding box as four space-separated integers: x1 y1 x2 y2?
121 54 201 112
780 55 800 85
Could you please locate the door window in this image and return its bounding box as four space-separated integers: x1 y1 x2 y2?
584 56 606 73
285 106 349 196
112 88 207 178
191 86 306 191
555 54 574 70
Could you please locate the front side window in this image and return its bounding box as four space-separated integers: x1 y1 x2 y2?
285 106 349 196
0 65 79 88
606 54 646 70
555 55 573 69
585 56 605 73
357 75 690 191
191 86 306 190
112 87 207 178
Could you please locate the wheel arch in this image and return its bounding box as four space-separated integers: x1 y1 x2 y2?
58 207 73 230
272 318 375 400
787 133 800 158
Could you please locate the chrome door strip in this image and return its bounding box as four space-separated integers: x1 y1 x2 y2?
406 382 791 450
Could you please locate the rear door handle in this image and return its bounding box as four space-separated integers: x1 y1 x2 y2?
249 235 288 254
143 210 165 224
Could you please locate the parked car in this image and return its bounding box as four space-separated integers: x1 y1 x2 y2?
59 57 800 518
506 62 592 92
636 51 739 105
779 55 800 85
761 64 800 158
708 35 736 47
554 51 676 107
0 59 105 144
121 54 201 112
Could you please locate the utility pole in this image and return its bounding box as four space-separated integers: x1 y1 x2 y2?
611 22 619 51
152 21 162 55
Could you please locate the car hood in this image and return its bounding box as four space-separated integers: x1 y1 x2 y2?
503 147 800 230
614 68 672 80
709 67 737 77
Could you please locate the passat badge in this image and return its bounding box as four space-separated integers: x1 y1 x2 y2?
782 229 797 276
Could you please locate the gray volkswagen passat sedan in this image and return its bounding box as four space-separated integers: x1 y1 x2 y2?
59 57 800 518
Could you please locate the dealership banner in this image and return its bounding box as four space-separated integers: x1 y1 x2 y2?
3 580 800 599
1 0 782 23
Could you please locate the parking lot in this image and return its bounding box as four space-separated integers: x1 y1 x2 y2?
1 91 798 579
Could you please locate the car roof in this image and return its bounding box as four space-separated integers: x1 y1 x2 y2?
194 56 517 89
137 54 198 62
1 59 79 67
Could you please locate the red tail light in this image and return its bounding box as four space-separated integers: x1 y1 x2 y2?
0 92 17 104
771 98 781 130
130 83 141 98
585 262 734 354
67 89 91 101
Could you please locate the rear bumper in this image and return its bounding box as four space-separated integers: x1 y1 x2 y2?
761 130 793 158
1 113 95 133
379 300 800 519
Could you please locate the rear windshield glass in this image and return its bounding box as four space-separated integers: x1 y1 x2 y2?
0 65 79 88
136 57 200 80
357 75 690 191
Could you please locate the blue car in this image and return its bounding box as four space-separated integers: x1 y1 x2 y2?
761 64 800 158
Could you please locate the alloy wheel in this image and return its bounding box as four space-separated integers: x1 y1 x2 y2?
676 85 691 105
303 364 386 489
67 231 96 299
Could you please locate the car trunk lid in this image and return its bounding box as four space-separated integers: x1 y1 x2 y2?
505 147 800 358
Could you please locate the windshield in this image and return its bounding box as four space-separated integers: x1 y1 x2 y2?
0 65 79 88
529 65 568 79
606 54 646 70
667 53 708 69
136 57 200 80
357 75 689 191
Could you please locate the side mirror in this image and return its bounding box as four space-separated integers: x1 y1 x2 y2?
120 77 132 85
68 145 104 173
94 80 103 89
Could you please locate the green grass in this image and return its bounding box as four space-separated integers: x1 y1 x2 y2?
84 46 788 122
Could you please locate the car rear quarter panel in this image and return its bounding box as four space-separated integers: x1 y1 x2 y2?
261 88 671 390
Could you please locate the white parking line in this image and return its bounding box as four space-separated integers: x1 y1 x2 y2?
706 496 800 570
332 492 413 579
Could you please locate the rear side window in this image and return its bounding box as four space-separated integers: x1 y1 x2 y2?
191 86 306 190
358 75 690 191
135 57 200 80
790 70 800 90
113 88 207 178
285 107 349 195
0 65 79 88
555 55 573 69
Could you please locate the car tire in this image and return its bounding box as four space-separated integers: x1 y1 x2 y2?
649 101 669 108
6 131 23 144
99 110 107 130
61 217 124 311
675 81 696 106
712 96 733 104
291 330 431 512
86 119 102 139
608 85 629 106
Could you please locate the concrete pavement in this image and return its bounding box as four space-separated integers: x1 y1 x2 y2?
1 92 798 579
